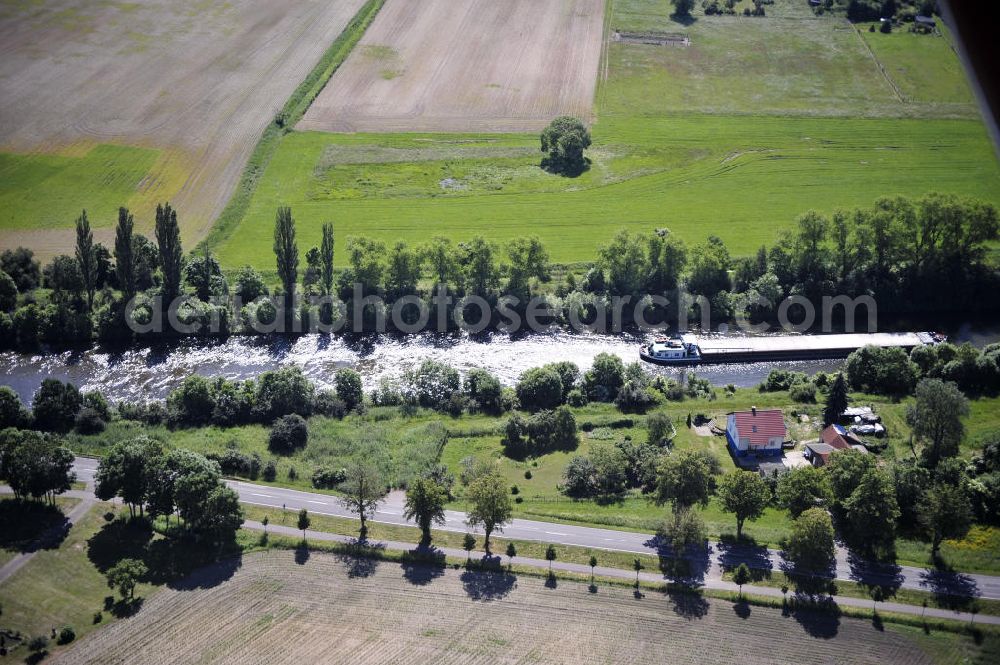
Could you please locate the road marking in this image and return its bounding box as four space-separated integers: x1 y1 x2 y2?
251 493 274 498
544 531 569 536
307 500 327 505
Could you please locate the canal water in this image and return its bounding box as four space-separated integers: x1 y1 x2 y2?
2 316 997 404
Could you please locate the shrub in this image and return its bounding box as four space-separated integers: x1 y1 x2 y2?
312 466 347 489
262 459 278 482
615 382 656 413
287 466 298 481
268 414 309 454
524 470 532 480
74 406 106 434
566 388 588 407
516 367 564 411
647 412 674 446
334 368 364 411
789 383 817 403
56 626 75 645
463 369 503 414
313 390 346 419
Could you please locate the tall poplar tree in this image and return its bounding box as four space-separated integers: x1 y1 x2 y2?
321 222 334 296
155 203 183 304
75 210 96 311
274 207 299 321
114 207 136 300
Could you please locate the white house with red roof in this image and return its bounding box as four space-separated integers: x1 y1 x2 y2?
726 407 787 458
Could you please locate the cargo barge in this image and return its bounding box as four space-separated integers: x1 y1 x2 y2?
640 332 944 366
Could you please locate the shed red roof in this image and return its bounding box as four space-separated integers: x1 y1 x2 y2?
733 409 787 447
821 425 852 450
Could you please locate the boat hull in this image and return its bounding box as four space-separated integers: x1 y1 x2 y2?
639 350 702 366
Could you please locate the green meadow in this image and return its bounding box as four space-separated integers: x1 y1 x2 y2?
0 144 160 230
210 0 1000 268
215 114 1000 268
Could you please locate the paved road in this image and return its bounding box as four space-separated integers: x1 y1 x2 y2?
72 457 1000 602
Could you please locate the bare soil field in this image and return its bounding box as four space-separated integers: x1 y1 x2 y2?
0 0 365 257
53 550 940 665
298 0 607 134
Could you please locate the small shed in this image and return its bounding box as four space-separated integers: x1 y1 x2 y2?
915 15 937 28
805 442 835 467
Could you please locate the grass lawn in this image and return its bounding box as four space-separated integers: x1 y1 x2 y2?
0 500 158 661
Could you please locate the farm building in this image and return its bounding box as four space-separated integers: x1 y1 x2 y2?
804 442 835 467
820 424 864 451
726 407 787 458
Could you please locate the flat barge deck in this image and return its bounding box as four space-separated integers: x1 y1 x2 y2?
641 332 940 365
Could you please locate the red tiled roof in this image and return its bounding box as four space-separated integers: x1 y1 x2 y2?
733 409 787 447
820 425 852 450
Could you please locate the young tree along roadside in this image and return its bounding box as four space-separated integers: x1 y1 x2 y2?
403 477 448 545
339 462 385 541
465 469 513 554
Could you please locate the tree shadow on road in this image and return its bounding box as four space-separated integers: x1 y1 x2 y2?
0 499 71 553
919 564 981 611
717 535 773 582
847 550 904 602
400 545 446 586
646 534 711 586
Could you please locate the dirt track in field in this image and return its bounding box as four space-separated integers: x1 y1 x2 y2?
298 0 607 134
53 550 935 665
0 0 365 255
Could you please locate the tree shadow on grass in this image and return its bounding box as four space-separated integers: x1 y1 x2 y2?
670 12 698 27
540 156 591 178
87 518 242 590
461 561 517 601
667 587 710 620
0 499 71 553
335 540 385 579
400 545 446 586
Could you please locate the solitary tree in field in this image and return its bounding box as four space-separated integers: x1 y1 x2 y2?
114 207 136 300
339 462 385 541
823 373 849 426
261 514 269 535
506 542 517 570
717 470 770 540
906 378 969 467
633 558 644 586
320 222 335 296
106 558 147 602
545 544 557 572
589 555 598 581
273 206 298 323
403 477 448 545
297 508 310 540
465 470 513 554
670 0 695 19
540 116 591 175
75 211 96 311
155 202 183 305
733 563 751 599
463 533 476 561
